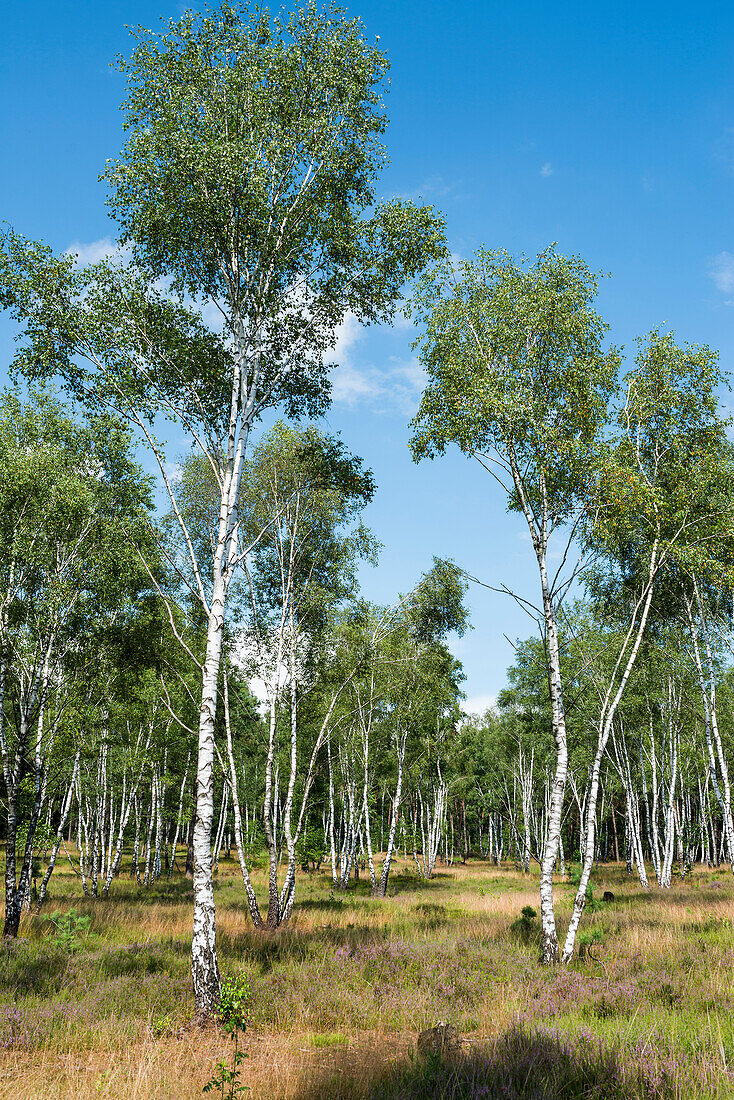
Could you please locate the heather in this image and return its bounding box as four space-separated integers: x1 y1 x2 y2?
1 859 733 1098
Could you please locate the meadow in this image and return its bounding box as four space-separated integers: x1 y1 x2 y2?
1 858 734 1099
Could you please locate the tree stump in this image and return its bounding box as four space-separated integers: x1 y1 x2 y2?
417 1023 461 1058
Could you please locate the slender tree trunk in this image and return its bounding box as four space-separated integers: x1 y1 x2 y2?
561 547 656 963
191 564 226 1017
538 562 567 965
169 752 190 878
37 751 80 909
375 729 407 897
223 667 263 926
686 586 734 872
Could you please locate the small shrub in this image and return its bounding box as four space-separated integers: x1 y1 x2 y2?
308 1032 347 1048
151 1013 175 1038
578 928 604 961
44 908 91 951
510 905 539 945
220 973 251 1033
202 973 252 1097
296 827 325 871
568 868 605 912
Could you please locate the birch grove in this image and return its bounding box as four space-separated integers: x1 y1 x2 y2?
1 4 734 1029
1 331 734 996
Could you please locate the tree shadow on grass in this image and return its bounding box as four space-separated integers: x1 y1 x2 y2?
297 897 353 912
382 872 454 898
219 922 397 968
292 1026 672 1100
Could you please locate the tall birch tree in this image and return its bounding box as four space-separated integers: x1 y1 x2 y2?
0 3 444 1015
562 332 734 960
409 247 618 963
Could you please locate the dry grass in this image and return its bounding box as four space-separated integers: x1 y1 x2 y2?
1 857 734 1098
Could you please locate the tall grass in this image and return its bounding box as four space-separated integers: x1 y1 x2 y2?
1 857 733 1097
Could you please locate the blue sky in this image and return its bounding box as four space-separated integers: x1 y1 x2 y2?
2 0 734 710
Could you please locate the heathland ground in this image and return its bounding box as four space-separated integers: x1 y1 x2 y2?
2 857 734 1099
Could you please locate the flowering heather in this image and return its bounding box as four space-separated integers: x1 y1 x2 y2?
248 935 535 1030
4 861 734 1098
0 939 190 1050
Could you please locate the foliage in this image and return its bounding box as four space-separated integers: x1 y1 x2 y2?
219 974 251 1035
202 974 252 1098
409 246 618 525
44 909 92 951
509 905 539 945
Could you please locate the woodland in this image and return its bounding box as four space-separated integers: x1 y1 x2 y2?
0 3 734 1099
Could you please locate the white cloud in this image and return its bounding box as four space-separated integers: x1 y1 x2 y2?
540 163 553 178
330 356 426 415
332 311 362 361
393 357 425 391
415 175 454 199
247 675 270 710
64 236 131 266
709 251 734 295
390 356 426 414
392 311 414 332
163 460 182 486
199 298 225 333
328 313 378 406
327 313 426 414
331 362 384 406
402 175 457 203
464 693 497 717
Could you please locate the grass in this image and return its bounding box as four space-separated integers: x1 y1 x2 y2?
1 856 734 1097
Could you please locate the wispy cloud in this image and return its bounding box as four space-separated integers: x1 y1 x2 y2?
709 251 734 296
540 162 553 178
332 311 362 362
163 460 182 486
464 693 497 717
401 175 465 205
327 314 426 414
328 314 377 406
65 236 131 266
413 175 454 199
199 299 226 332
331 363 384 406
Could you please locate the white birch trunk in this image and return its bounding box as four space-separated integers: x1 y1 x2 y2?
562 546 657 962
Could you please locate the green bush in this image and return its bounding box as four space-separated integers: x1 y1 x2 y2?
44 908 91 951
220 973 251 1033
509 905 539 945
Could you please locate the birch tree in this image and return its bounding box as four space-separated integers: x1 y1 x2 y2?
357 562 468 896
0 3 444 1015
233 423 375 925
409 247 618 963
0 391 155 935
562 331 734 960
